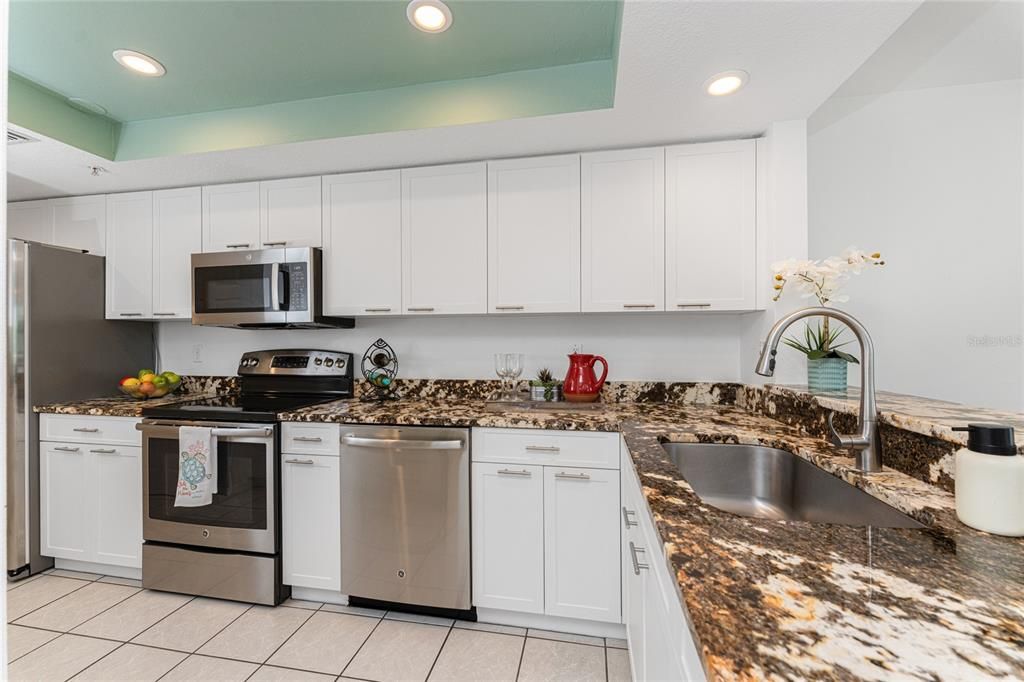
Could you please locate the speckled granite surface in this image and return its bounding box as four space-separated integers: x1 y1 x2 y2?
33 375 238 417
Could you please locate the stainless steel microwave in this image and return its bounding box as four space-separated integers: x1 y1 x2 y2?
191 247 354 329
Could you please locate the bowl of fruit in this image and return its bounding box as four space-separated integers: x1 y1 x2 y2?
119 369 182 400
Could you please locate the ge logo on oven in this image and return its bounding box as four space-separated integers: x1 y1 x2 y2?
202 529 211 539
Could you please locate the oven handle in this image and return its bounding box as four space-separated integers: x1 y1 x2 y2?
136 423 274 438
342 434 464 450
271 262 282 311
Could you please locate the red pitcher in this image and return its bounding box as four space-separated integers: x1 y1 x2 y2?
563 353 608 403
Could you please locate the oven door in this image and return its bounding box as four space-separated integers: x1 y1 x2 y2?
191 248 315 327
138 420 278 554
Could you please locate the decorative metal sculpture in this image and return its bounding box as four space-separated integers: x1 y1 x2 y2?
361 338 399 401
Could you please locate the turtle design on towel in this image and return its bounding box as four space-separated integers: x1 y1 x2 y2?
177 441 210 493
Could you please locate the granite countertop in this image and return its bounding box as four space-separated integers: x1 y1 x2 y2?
33 392 204 417
281 396 1024 681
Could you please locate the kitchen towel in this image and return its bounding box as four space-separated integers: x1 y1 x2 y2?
175 426 218 507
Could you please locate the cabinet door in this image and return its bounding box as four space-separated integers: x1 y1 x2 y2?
260 176 322 248
52 195 107 255
544 466 621 622
401 163 487 315
202 182 261 252
282 454 341 591
8 199 54 243
487 155 580 313
472 463 544 613
40 443 92 561
322 171 402 316
582 148 665 312
105 192 154 320
93 446 143 568
152 187 202 319
665 140 756 311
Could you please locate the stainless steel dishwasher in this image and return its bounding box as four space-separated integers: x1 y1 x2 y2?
340 425 470 612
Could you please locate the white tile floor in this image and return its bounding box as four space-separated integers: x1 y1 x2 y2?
6 569 632 681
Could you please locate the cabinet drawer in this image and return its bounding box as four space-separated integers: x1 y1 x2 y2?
40 414 142 446
281 422 341 456
472 428 619 469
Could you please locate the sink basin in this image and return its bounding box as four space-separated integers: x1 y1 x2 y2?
662 443 924 528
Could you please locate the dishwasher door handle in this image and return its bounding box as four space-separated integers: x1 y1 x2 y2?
342 434 464 450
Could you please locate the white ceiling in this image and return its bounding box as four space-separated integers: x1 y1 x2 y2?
7 0 921 202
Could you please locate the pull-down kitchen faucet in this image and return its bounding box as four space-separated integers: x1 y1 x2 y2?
755 307 883 473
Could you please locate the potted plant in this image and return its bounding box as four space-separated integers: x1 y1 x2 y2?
529 368 563 402
771 248 884 392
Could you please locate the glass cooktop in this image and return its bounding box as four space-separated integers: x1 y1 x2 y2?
141 393 339 423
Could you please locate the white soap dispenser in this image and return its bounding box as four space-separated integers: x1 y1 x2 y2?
954 423 1022 536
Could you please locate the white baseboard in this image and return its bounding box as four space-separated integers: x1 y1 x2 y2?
290 586 348 605
55 559 141 580
475 607 626 639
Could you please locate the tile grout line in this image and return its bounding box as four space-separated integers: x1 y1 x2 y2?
68 585 190 639
5 625 60 664
57 636 129 682
122 594 197 648
422 622 455 682
514 633 528 682
28 582 146 635
337 614 388 679
251 603 317 667
155 602 258 682
7 576 96 624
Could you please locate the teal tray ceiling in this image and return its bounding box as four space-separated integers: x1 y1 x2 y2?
9 0 622 160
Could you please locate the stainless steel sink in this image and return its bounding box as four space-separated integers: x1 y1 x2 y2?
662 443 924 528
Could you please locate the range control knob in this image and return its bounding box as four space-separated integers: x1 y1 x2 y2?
314 357 323 366
324 358 335 367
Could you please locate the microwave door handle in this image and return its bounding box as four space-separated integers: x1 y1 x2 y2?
270 262 282 311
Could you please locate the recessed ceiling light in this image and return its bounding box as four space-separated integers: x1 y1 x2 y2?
67 97 108 116
407 0 452 33
704 70 748 96
112 49 165 77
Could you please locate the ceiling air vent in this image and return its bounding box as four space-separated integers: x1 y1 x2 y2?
7 129 36 145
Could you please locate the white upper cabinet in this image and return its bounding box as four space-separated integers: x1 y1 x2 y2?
105 192 154 319
152 187 202 319
665 139 756 311
260 176 322 248
52 195 107 255
487 155 581 313
202 182 261 252
8 200 54 243
322 171 402 316
401 163 488 315
582 148 665 312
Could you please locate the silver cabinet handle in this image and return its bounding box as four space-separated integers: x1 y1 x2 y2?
292 436 322 442
622 506 638 528
497 468 531 477
53 446 80 453
525 445 559 452
270 262 281 311
153 312 177 317
225 243 250 249
73 427 99 433
263 241 287 247
90 448 118 454
135 423 273 437
495 305 524 311
119 313 143 317
407 307 435 312
676 303 711 308
623 304 655 309
554 471 590 480
364 307 391 313
343 434 463 450
285 458 315 465
629 541 649 575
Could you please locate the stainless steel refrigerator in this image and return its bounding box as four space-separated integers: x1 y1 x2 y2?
6 239 154 579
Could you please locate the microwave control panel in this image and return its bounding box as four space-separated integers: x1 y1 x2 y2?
283 263 308 311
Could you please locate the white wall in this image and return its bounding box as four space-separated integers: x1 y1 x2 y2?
157 313 749 382
808 78 1024 411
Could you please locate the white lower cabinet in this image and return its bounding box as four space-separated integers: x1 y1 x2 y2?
544 466 621 622
40 433 142 569
471 462 545 614
471 429 621 625
281 452 341 591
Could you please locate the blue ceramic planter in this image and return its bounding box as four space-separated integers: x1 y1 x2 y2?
807 357 849 393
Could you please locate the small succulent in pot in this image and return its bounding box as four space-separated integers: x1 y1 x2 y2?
529 368 563 402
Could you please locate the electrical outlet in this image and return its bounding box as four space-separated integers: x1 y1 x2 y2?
192 344 203 363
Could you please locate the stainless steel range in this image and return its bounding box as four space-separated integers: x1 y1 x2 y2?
137 349 353 605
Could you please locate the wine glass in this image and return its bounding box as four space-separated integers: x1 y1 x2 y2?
505 354 524 398
494 353 510 399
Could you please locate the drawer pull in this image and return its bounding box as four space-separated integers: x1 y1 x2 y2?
73 427 99 433
292 436 323 442
119 313 143 317
407 307 435 312
622 506 638 528
629 541 649 575
495 305 524 311
555 471 590 480
225 243 250 249
285 458 315 465
676 303 711 309
497 468 531 477
90 448 117 454
623 304 655 309
53 446 80 453
364 307 392 313
152 312 177 317
262 241 287 247
524 445 560 453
